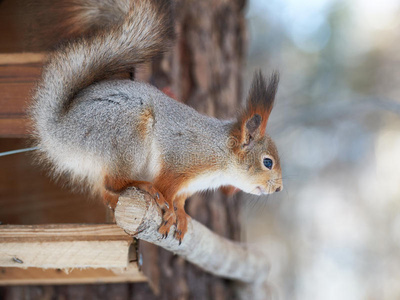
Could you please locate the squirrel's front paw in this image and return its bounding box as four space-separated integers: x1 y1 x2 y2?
174 210 188 245
158 208 176 238
136 183 170 209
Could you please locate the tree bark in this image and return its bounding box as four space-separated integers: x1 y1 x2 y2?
141 0 247 299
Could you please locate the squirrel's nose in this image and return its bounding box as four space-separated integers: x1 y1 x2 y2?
275 186 282 192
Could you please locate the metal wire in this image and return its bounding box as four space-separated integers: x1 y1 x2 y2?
0 147 39 157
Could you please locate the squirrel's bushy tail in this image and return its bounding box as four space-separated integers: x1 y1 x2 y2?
24 0 132 47
31 0 173 147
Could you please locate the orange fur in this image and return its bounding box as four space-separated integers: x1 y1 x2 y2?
173 195 189 241
220 185 240 196
100 73 280 241
102 189 120 209
102 162 214 241
136 161 217 240
161 86 178 100
103 174 167 210
137 107 155 139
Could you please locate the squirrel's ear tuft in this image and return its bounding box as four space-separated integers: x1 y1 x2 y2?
231 71 279 150
247 70 279 136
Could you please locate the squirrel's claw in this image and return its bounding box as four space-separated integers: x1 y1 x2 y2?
158 208 176 238
175 230 183 245
174 210 188 244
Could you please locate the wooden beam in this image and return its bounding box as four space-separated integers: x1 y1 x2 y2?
0 224 133 269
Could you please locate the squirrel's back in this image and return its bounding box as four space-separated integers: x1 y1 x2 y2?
30 0 175 192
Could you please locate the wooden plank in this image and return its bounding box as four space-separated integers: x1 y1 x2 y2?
0 224 133 269
0 264 147 285
0 139 108 225
0 224 132 242
0 53 43 137
0 0 26 53
0 118 28 137
0 80 32 137
0 53 45 65
0 53 137 137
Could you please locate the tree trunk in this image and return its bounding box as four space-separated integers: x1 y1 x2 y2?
141 1 246 298
0 0 247 298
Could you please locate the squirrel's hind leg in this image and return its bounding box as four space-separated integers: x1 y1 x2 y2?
103 175 188 241
173 195 189 244
158 206 177 239
103 175 170 210
158 195 189 242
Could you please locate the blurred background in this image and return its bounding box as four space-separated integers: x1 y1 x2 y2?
241 0 400 299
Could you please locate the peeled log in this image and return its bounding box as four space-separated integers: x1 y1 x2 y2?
115 188 271 299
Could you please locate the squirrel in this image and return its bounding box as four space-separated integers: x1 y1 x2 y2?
30 0 283 243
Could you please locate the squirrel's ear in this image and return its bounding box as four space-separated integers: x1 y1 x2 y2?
232 71 279 150
246 70 279 136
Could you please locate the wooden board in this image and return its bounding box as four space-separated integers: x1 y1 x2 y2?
0 52 138 137
0 264 147 286
0 139 108 225
0 0 26 53
0 224 132 269
0 53 44 138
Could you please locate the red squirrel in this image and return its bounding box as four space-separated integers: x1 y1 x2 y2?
30 0 283 243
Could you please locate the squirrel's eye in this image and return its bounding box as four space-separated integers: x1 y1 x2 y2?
263 158 273 170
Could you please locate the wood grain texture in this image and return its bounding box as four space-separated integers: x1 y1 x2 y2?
0 0 25 53
0 224 132 269
0 53 44 65
0 119 27 137
0 139 108 225
0 53 43 137
0 224 131 242
0 265 146 286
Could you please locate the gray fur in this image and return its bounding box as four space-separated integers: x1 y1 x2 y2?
30 0 177 192
30 0 283 197
56 79 233 173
